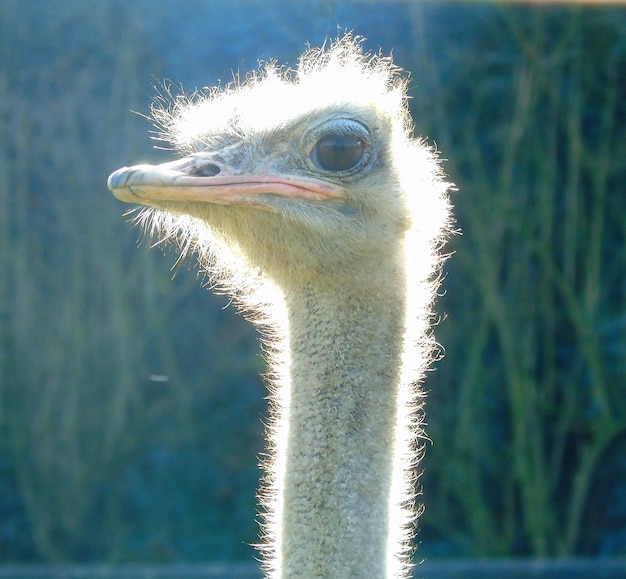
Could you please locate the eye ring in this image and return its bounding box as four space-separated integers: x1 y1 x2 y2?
307 119 371 175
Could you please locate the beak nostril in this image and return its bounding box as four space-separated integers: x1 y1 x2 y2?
194 163 221 177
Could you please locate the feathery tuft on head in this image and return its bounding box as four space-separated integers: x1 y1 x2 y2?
151 35 409 155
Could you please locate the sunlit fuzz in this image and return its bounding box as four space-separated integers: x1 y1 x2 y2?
109 34 452 578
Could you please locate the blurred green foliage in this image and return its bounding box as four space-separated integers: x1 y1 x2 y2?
0 0 624 565
410 4 626 559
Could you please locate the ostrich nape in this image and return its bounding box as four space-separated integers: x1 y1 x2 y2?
108 35 452 579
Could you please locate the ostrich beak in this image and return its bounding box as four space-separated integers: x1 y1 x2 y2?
107 155 341 208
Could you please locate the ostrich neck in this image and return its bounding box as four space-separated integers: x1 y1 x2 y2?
271 264 413 578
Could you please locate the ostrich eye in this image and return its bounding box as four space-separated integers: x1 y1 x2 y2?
312 132 366 173
307 118 371 174
313 134 365 173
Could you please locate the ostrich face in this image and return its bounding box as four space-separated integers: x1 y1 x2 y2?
109 110 407 282
108 40 431 284
109 108 389 218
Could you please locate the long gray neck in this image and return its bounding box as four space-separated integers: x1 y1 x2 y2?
269 268 413 578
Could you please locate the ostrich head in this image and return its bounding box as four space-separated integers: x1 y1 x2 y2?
108 36 449 298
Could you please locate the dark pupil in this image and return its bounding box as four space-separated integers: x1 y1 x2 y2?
314 133 365 172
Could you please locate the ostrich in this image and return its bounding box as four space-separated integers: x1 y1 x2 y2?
108 36 451 578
